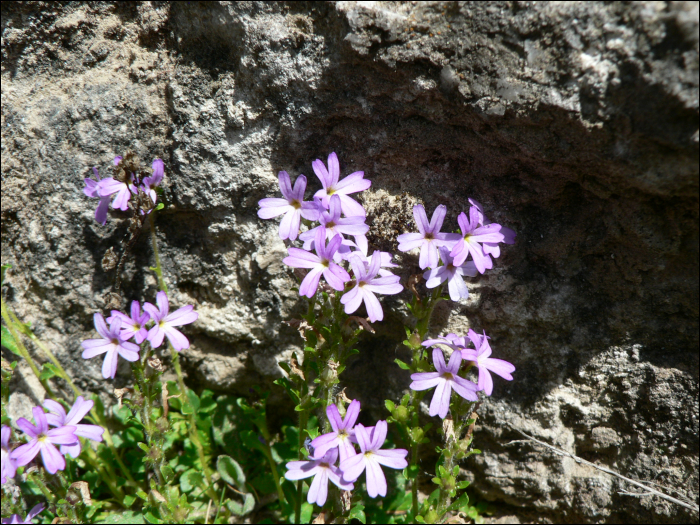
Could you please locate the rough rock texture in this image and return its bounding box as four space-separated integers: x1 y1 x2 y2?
2 2 698 523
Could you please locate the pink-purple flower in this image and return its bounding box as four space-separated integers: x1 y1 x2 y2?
144 291 199 352
283 230 351 298
10 407 78 475
83 167 112 226
310 400 361 463
98 156 137 212
312 152 371 218
299 194 369 255
423 247 478 301
410 348 478 419
450 207 505 273
1 504 45 524
142 158 165 205
341 253 403 322
107 300 151 344
1 426 16 484
468 198 516 258
397 205 461 269
459 329 515 396
338 420 408 498
81 313 140 379
258 171 320 240
43 397 104 458
284 448 354 507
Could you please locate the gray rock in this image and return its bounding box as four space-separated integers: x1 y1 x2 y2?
1 2 697 523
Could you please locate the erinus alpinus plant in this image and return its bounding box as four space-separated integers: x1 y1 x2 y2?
2 151 514 524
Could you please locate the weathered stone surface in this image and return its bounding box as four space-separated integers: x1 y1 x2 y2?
2 2 697 522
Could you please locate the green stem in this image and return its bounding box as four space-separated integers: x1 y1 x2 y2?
170 345 219 502
149 213 168 294
13 314 80 397
1 298 57 398
2 296 141 492
83 446 125 501
294 408 310 523
28 470 56 504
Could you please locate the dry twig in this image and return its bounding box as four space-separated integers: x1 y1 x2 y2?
506 423 699 514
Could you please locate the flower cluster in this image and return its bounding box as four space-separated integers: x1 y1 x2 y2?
2 397 104 479
84 155 164 225
81 291 198 379
397 199 516 301
285 400 408 506
411 329 516 418
259 152 403 322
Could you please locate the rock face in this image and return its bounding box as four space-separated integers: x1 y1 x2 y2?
2 2 698 522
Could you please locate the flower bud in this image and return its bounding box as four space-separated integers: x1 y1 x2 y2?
394 405 409 423
424 509 439 524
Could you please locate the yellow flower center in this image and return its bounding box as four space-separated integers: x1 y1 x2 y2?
291 199 301 210
441 372 454 381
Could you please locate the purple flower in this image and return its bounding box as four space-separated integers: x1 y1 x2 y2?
468 198 516 258
143 291 199 352
351 250 399 277
10 407 77 475
423 247 478 301
107 300 151 344
1 504 45 524
142 158 165 205
81 314 140 379
397 205 461 269
1 426 17 484
410 348 478 419
283 230 351 298
341 252 403 322
338 421 408 498
450 207 505 273
421 333 464 352
310 400 361 463
284 448 354 507
258 171 320 240
43 397 105 458
300 194 369 254
312 152 371 218
83 167 112 225
459 329 515 396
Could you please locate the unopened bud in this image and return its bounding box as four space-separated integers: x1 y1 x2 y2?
394 405 409 423
424 509 439 524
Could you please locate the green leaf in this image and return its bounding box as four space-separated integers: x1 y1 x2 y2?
431 477 442 486
135 490 149 501
217 455 246 490
299 502 314 523
143 511 164 524
1 325 22 356
227 500 243 516
180 389 200 415
456 480 470 490
385 400 396 412
97 511 145 524
1 264 11 286
452 465 459 476
394 359 410 370
39 362 62 381
347 503 366 524
122 495 137 508
137 442 150 454
154 202 164 211
180 469 204 493
160 465 175 483
445 492 470 514
242 493 255 515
